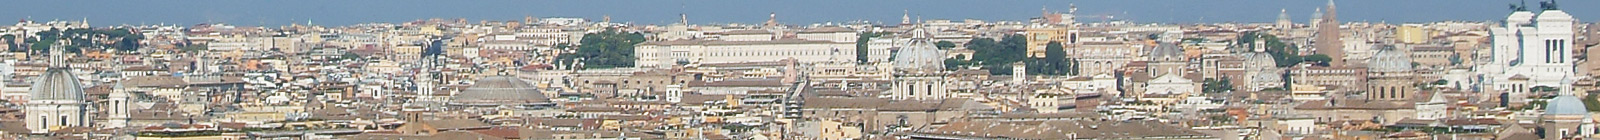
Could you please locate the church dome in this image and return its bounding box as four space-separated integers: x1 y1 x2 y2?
1250 72 1282 83
450 76 549 106
1150 43 1183 61
1546 95 1588 115
28 68 85 102
1368 49 1412 73
1243 52 1276 71
892 27 944 72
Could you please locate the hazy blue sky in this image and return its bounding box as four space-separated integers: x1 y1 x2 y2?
2 0 1593 27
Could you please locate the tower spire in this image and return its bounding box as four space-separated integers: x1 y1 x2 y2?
1279 9 1289 21
1326 0 1337 21
1277 8 1292 31
902 9 911 25
49 32 67 68
1042 6 1049 18
1314 0 1345 67
766 12 778 27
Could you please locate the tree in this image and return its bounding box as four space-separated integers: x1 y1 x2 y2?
1203 78 1234 93
1 34 15 51
855 32 881 63
566 28 646 69
965 35 1029 75
1034 41 1070 75
1432 80 1449 85
1305 54 1333 65
1584 93 1600 112
26 28 145 53
1531 86 1559 93
1281 73 1293 89
180 44 208 52
943 58 969 70
1237 32 1303 67
935 41 957 49
341 52 361 61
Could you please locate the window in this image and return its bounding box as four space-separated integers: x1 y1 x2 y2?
1562 129 1570 138
1559 40 1566 63
1392 87 1399 98
1546 40 1554 63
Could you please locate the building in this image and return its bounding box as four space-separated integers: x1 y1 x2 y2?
1396 25 1430 44
25 41 88 134
448 76 554 108
107 82 130 128
1025 6 1080 57
889 27 949 100
1073 42 1137 77
1147 43 1186 77
1240 51 1283 91
1480 7 1578 100
1276 9 1293 35
1313 0 1346 66
1140 43 1196 99
1025 26 1074 57
1289 65 1367 92
1367 48 1416 101
1409 44 1454 67
1539 78 1592 140
634 29 856 69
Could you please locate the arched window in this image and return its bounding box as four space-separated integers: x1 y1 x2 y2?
1389 87 1397 99
897 115 910 126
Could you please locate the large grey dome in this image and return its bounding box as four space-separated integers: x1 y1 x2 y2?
1243 52 1276 72
1150 43 1184 61
450 76 549 106
1546 95 1588 115
1368 49 1412 73
892 27 944 73
1250 72 1282 84
29 68 85 101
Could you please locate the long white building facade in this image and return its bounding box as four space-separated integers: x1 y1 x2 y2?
636 29 857 68
1479 8 1578 97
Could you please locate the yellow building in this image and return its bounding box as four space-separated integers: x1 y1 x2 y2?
418 25 442 36
1397 25 1429 44
1025 26 1076 57
392 44 424 62
802 119 863 140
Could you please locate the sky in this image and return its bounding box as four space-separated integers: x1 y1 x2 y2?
2 0 1594 27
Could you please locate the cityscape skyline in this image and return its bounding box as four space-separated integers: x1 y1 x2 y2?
4 0 1596 26
2 0 1599 139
